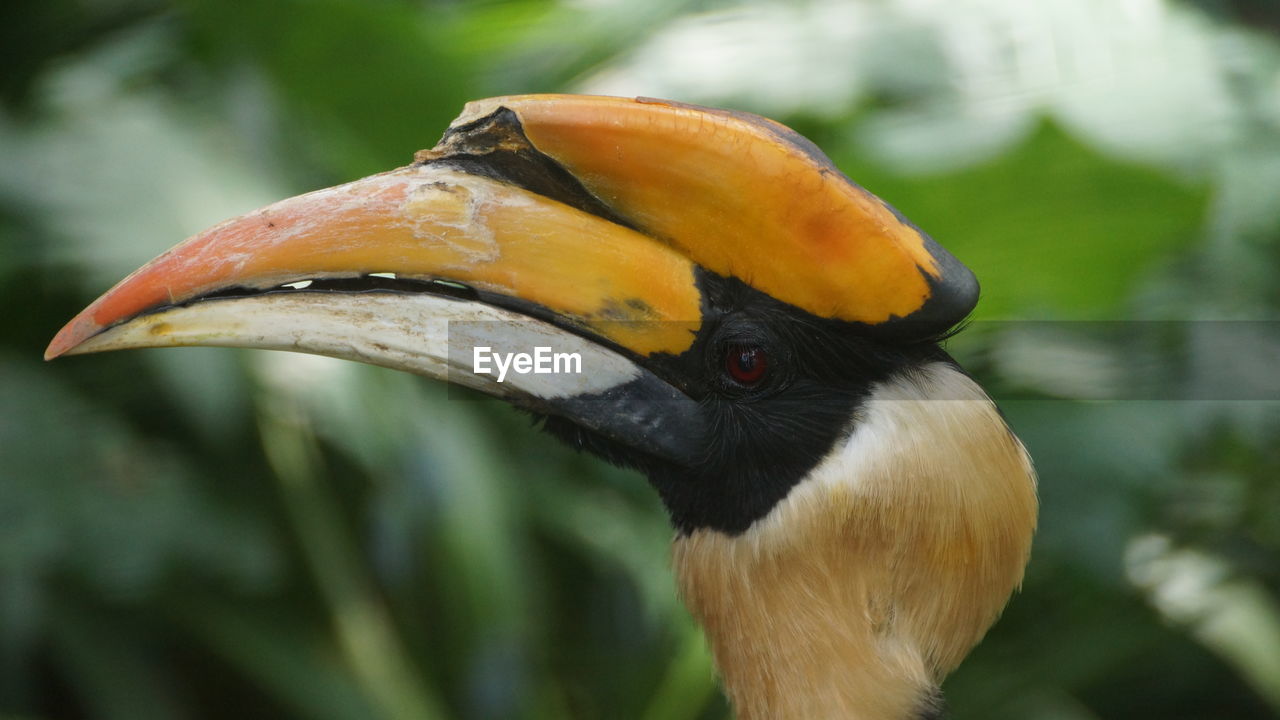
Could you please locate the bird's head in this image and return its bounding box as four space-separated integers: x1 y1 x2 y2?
48 95 1035 719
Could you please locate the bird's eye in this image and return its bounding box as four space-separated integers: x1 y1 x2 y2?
724 345 768 386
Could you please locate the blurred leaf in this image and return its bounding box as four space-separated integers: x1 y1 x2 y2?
0 358 280 599
834 122 1208 319
640 619 718 720
0 0 165 110
257 393 448 720
182 0 473 177
173 600 379 720
47 602 186 720
1127 536 1280 710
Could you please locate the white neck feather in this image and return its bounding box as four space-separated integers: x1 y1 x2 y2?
673 363 1037 720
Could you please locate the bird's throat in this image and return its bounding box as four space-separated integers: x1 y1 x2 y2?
674 530 940 720
671 364 1037 720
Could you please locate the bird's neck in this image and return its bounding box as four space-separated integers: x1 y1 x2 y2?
672 364 1037 720
674 531 940 720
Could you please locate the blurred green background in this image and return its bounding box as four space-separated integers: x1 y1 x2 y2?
3 0 1280 718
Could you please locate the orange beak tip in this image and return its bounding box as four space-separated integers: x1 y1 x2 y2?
45 314 97 361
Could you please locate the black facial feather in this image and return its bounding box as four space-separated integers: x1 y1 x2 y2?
539 269 954 535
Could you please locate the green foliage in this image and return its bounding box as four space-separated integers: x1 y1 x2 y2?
834 122 1208 320
2 1 1278 719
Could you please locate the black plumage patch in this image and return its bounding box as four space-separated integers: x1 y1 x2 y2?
540 269 953 535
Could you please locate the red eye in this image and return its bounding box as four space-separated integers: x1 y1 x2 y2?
725 345 768 386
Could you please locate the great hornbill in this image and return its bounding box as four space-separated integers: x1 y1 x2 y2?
47 95 1037 720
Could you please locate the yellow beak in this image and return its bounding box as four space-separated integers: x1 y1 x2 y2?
49 94 976 366
44 162 702 361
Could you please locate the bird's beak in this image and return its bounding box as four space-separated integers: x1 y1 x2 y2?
46 95 978 464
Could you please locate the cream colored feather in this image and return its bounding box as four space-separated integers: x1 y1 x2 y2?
674 363 1038 720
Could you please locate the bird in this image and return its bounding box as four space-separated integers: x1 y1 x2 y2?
47 94 1037 720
